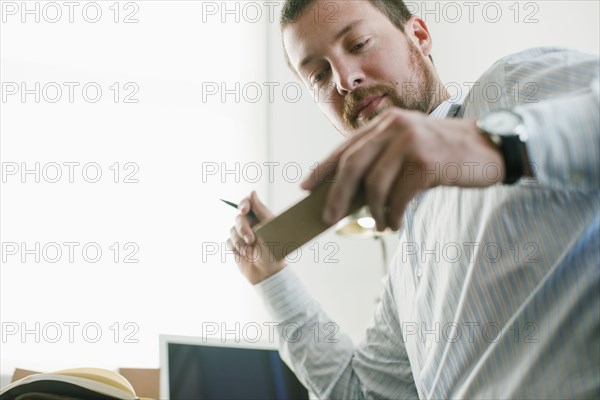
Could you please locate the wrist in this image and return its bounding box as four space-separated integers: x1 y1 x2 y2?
250 262 287 285
468 119 506 186
476 109 530 184
470 119 507 183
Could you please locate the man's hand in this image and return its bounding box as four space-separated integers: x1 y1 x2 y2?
227 191 286 285
301 108 505 231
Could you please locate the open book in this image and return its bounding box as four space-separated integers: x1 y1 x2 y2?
0 368 152 400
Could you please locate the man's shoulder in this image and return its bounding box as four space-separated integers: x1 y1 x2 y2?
493 46 574 65
458 47 597 117
482 46 595 77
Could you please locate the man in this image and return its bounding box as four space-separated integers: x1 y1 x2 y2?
228 0 599 398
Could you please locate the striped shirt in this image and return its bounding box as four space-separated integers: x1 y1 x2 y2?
255 47 600 399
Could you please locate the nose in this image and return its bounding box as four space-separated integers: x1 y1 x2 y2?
333 60 365 96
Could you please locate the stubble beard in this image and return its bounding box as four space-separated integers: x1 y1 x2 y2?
342 41 439 131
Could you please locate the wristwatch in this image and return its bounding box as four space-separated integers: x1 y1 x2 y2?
476 109 531 184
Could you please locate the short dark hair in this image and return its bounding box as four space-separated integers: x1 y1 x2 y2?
280 0 432 71
281 0 413 32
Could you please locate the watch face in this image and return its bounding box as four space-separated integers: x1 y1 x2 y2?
482 110 522 135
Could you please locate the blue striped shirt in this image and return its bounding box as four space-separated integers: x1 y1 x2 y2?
255 47 600 399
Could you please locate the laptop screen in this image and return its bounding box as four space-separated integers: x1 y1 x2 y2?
166 341 309 400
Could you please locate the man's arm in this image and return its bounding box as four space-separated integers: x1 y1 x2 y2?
254 265 419 400
301 48 599 231
505 48 600 191
228 193 418 399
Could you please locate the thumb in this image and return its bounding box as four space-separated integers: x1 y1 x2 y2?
250 191 274 221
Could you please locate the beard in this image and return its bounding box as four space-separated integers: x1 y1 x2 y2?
342 40 438 130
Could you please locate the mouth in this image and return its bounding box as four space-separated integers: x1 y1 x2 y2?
353 95 387 121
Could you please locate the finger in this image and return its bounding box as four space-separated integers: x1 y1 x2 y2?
230 226 249 256
227 238 244 263
237 193 260 226
235 213 255 244
226 238 251 265
386 164 422 231
249 191 274 221
323 126 389 224
301 111 395 191
238 196 252 215
366 111 425 230
365 132 411 231
300 157 341 191
226 238 239 256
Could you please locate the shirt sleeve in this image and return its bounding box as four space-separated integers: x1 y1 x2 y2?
254 266 419 399
507 48 599 191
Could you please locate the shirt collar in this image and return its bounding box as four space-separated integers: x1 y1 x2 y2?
428 97 463 120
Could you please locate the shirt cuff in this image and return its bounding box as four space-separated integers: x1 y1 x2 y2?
514 88 600 191
254 267 315 323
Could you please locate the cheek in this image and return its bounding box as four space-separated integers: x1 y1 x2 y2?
366 45 411 84
315 87 343 117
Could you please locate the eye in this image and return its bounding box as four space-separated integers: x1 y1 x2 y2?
311 67 330 85
350 38 370 53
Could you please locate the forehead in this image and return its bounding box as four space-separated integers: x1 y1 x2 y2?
282 0 387 72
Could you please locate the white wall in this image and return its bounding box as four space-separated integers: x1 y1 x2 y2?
425 1 600 93
0 1 271 376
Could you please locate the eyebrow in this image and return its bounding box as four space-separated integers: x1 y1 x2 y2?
298 19 365 70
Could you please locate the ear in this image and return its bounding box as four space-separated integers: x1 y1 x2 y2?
405 16 433 57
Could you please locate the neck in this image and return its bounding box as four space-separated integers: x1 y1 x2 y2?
427 79 450 114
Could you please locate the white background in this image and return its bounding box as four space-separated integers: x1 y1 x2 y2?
1 0 599 383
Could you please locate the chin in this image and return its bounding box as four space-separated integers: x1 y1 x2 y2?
355 109 383 128
360 101 394 126
363 110 382 123
339 101 392 134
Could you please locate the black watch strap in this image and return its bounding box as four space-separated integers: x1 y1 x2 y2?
499 136 526 184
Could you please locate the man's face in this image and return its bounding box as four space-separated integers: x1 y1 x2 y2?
283 0 439 135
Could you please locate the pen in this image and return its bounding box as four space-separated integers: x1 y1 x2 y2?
220 199 257 219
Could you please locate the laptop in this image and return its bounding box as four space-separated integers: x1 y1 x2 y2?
159 334 309 400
